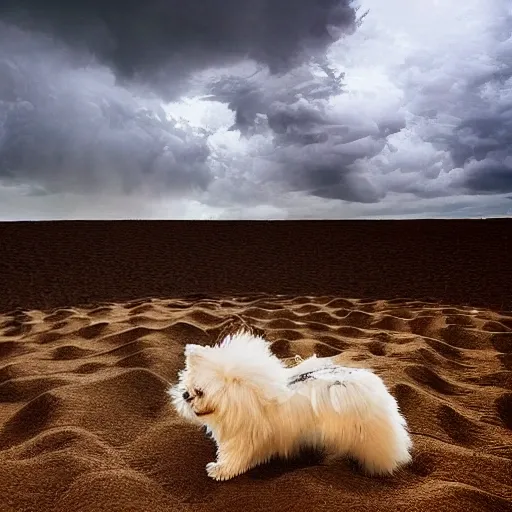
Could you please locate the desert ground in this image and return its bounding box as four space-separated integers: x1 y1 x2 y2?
0 220 511 511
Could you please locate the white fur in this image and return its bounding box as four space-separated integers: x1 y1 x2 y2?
169 330 412 481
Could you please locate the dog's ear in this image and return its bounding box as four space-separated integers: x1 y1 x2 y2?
184 344 208 365
184 344 205 356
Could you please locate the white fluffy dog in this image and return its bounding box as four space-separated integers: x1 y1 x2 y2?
170 330 412 481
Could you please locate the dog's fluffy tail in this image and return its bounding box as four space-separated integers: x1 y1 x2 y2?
294 367 413 474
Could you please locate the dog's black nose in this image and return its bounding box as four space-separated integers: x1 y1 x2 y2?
182 391 190 401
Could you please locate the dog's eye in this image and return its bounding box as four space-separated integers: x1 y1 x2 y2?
194 388 204 397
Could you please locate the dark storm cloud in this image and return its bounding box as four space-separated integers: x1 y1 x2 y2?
1 0 357 96
204 61 396 203
199 3 512 206
1 0 512 220
0 1 358 200
450 107 512 194
0 23 212 195
463 162 512 194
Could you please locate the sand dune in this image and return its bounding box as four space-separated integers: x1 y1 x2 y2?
1 295 511 511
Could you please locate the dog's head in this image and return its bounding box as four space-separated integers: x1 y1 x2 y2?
169 330 289 428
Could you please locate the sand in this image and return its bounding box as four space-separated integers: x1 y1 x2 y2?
1 219 511 511
1 295 511 512
1 220 511 312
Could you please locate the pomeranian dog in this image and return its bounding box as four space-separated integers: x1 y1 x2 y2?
169 330 412 481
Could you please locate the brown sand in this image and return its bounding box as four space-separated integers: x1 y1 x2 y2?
1 220 512 511
1 219 511 312
1 295 511 512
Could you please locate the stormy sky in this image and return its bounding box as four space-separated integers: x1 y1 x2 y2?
0 0 511 220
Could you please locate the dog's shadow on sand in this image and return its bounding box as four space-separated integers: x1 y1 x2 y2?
243 448 349 481
244 448 405 491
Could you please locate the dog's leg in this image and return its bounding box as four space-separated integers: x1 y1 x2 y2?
206 441 258 481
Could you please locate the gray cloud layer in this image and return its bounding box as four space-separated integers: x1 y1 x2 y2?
0 23 213 196
1 0 356 94
0 0 511 219
203 63 394 203
201 1 512 205
0 1 358 200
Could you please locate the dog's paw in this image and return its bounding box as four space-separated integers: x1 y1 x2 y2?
206 462 233 481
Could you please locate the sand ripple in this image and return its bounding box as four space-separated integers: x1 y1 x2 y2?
1 296 511 511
